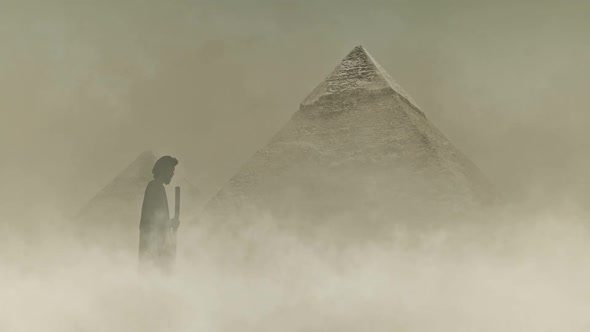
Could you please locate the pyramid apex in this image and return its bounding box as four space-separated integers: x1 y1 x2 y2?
353 45 378 59
138 150 158 159
301 46 420 114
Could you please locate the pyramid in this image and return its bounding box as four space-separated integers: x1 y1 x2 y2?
77 150 200 250
205 46 494 235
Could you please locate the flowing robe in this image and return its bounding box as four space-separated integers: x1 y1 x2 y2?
138 179 172 272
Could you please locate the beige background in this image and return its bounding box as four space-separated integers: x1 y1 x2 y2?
1 1 588 217
2 3 590 331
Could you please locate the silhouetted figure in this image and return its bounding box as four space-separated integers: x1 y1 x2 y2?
138 156 180 274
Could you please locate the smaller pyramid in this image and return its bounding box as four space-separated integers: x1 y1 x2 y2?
77 151 200 251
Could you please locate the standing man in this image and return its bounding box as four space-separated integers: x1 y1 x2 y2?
138 155 180 274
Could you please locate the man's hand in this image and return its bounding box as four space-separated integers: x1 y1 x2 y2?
170 217 180 231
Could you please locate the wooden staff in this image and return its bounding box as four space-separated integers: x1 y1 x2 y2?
174 186 180 222
171 186 180 258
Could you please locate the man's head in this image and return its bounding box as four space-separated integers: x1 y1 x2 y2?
152 156 178 185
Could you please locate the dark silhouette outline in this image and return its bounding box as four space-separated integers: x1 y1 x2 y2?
138 156 180 274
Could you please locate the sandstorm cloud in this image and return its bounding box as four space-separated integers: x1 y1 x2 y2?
1 1 590 331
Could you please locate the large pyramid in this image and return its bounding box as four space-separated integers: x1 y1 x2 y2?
205 46 494 236
77 151 200 251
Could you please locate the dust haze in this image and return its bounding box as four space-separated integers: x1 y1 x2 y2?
1 1 590 331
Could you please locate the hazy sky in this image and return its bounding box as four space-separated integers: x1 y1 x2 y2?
1 1 589 215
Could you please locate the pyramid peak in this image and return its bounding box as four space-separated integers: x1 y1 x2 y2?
137 150 158 160
348 44 370 55
112 151 157 181
140 149 156 156
301 46 420 114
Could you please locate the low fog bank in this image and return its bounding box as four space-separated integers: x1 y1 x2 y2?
2 201 590 331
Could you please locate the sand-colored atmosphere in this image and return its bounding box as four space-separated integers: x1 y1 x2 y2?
1 1 590 331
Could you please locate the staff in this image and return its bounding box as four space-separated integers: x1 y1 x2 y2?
138 155 179 274
171 186 181 259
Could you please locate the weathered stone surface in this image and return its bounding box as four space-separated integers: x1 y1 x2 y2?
205 46 494 236
302 45 421 115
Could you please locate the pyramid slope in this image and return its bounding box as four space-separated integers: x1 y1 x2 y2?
86 151 157 207
76 151 155 222
205 46 494 232
79 150 200 218
77 151 200 250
